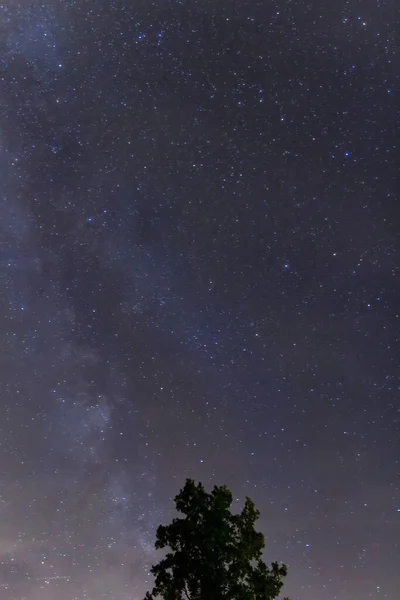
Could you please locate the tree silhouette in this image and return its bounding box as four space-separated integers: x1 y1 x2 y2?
144 479 289 600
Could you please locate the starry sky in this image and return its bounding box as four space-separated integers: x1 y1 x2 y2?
0 0 399 599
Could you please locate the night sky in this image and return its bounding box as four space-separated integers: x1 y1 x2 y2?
0 0 399 599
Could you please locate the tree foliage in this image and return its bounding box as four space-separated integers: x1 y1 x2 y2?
144 479 289 600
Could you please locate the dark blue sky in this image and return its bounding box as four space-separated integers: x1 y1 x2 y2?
0 1 398 599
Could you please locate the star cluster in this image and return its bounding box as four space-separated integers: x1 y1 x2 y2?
0 0 399 599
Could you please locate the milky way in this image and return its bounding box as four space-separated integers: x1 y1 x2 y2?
0 1 399 599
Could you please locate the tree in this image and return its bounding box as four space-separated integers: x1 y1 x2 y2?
144 479 289 600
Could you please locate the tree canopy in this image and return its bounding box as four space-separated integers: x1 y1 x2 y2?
144 479 289 600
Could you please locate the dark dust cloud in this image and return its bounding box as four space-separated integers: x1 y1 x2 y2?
0 0 399 599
